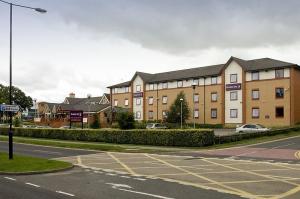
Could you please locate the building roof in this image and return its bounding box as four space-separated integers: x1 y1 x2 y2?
108 57 298 88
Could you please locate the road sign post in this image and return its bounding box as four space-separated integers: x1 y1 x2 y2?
0 104 19 160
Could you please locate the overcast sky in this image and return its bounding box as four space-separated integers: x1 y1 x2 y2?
0 0 300 102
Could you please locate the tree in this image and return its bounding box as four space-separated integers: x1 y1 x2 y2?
90 114 100 129
166 91 190 124
117 111 135 129
0 84 33 110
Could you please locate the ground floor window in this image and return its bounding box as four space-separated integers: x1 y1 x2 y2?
252 108 260 118
136 111 141 119
148 111 153 119
230 109 238 118
211 109 217 119
276 107 284 118
162 110 168 119
194 109 199 118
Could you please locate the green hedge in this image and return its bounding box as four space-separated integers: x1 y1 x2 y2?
0 128 214 147
214 126 300 144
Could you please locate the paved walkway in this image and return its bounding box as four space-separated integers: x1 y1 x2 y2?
56 152 300 199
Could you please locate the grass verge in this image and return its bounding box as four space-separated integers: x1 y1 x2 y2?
0 152 72 174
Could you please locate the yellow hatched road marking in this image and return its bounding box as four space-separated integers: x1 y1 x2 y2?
107 152 137 175
269 185 300 199
145 154 265 199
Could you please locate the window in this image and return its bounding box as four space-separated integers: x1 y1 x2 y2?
162 82 168 89
275 69 284 78
276 107 284 118
230 109 238 118
252 71 259 81
136 98 141 105
114 88 118 94
230 74 237 83
177 80 183 88
252 90 260 100
193 79 199 85
211 109 217 119
124 99 129 106
136 85 141 92
275 88 284 98
211 77 217 85
136 111 141 119
149 84 154 90
194 109 199 118
252 108 260 118
148 97 153 105
114 100 118 106
230 91 238 101
148 111 154 119
211 92 218 102
194 94 199 103
162 96 168 104
125 87 129 93
162 110 168 119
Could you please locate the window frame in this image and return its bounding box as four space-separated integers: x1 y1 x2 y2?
162 82 168 89
251 71 260 81
162 96 168 104
125 87 129 93
230 74 238 83
136 85 141 92
230 91 238 101
177 80 183 88
275 69 284 79
124 99 129 106
162 110 168 119
114 99 118 106
194 109 199 118
136 111 141 119
194 93 199 103
136 98 141 105
252 89 260 100
230 109 238 118
211 76 218 85
275 87 284 99
211 108 217 119
275 106 284 118
148 97 154 105
149 84 154 91
148 111 154 120
252 107 260 119
211 92 218 102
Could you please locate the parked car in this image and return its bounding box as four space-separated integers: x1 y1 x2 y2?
146 123 167 129
236 124 270 133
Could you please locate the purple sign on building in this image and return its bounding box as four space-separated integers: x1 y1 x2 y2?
226 83 242 91
70 111 83 122
134 92 143 98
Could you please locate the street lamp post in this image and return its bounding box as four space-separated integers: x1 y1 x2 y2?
192 82 197 129
180 98 183 129
0 0 46 159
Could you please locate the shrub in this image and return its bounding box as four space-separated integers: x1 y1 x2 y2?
0 127 214 147
117 112 135 129
90 114 100 129
13 117 22 127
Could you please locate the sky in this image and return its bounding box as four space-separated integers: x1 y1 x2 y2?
0 0 300 103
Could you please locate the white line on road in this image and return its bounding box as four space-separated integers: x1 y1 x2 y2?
25 182 40 188
116 187 175 199
33 149 62 155
4 177 16 181
120 176 131 179
56 191 75 197
133 178 146 181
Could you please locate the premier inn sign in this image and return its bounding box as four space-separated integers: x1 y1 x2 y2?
226 83 242 91
134 92 143 98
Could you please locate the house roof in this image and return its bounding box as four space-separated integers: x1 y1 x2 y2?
107 57 298 88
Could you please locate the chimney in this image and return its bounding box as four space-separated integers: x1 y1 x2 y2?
69 92 75 98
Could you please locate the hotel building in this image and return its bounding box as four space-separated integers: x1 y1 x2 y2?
108 57 300 127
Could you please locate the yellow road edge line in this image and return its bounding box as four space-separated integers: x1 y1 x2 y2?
269 185 300 199
145 154 265 199
107 152 136 175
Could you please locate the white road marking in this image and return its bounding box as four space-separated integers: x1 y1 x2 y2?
56 191 75 197
134 178 146 181
106 173 117 176
33 149 61 155
4 177 16 181
25 182 40 188
121 176 131 179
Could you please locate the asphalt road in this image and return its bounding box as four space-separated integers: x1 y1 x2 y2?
0 167 241 199
0 141 98 158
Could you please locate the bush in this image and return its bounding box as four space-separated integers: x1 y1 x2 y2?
0 127 214 147
90 114 100 129
117 112 135 129
13 117 22 127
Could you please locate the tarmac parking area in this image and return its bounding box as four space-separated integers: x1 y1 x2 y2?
56 152 300 199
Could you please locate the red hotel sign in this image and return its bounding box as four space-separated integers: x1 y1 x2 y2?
70 111 83 122
226 83 242 91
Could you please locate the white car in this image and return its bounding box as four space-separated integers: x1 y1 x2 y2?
146 123 167 129
236 124 270 133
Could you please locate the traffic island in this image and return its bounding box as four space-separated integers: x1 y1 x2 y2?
0 152 73 175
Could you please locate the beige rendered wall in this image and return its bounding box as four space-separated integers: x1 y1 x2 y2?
245 78 291 127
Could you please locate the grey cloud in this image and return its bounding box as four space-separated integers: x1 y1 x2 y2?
48 0 300 53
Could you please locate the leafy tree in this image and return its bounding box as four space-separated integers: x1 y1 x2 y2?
90 114 100 129
13 117 22 127
0 84 33 110
166 91 190 124
117 111 135 129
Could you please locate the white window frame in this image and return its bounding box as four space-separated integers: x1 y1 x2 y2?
194 109 199 118
149 84 154 91
148 97 154 105
194 94 199 103
211 109 217 119
114 99 118 106
275 69 284 78
230 91 238 101
252 90 260 100
125 87 129 93
162 96 168 104
230 109 238 118
148 111 154 119
252 108 260 118
136 111 141 119
177 80 183 88
211 76 218 85
124 99 129 106
211 92 218 102
230 74 237 83
136 85 141 92
251 71 259 81
162 82 168 89
136 98 141 105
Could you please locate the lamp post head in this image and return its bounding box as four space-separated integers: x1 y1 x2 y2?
192 82 197 89
180 98 183 101
35 8 47 13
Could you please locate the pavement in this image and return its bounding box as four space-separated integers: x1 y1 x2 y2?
0 136 300 198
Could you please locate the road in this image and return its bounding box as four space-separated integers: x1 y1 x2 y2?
1 137 300 198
